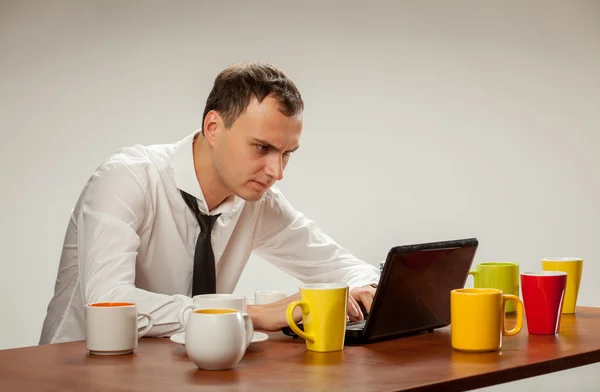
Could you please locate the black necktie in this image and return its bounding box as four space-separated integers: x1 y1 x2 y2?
180 190 221 295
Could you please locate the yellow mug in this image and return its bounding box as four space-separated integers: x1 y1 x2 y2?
286 283 348 353
451 288 523 352
541 257 583 314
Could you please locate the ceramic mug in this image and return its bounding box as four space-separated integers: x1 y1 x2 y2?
185 309 253 370
521 271 567 334
468 262 520 313
541 257 583 314
254 290 287 305
451 288 523 352
286 283 348 353
85 302 154 355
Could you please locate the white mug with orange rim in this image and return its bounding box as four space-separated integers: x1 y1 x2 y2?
185 308 254 370
85 302 154 355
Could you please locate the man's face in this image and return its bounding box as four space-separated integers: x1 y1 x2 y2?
211 96 302 201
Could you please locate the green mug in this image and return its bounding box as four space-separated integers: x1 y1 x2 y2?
468 262 520 313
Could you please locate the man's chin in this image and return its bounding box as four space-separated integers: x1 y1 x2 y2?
235 188 268 202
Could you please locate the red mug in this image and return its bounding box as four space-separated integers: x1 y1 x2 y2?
520 271 567 335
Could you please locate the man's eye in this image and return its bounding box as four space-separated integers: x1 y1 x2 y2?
256 145 268 153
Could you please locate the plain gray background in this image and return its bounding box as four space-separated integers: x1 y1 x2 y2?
1 1 599 390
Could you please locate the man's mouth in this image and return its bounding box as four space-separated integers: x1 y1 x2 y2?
251 180 270 189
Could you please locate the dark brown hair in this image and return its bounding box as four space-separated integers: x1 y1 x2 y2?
202 63 304 129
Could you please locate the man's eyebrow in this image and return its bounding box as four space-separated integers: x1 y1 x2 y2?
252 138 300 153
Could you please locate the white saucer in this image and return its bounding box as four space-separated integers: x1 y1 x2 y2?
170 331 268 345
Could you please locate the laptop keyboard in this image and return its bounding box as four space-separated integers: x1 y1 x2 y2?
346 319 367 330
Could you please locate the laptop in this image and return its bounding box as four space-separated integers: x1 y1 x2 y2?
282 238 479 344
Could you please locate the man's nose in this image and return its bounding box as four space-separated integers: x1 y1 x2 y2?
265 155 283 181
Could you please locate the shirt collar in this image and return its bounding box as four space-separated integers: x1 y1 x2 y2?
174 130 244 216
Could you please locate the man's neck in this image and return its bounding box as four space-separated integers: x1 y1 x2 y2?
192 134 232 212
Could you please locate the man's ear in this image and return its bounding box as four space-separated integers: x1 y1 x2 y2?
203 110 222 145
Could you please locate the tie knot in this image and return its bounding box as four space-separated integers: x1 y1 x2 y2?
180 190 221 236
197 212 220 235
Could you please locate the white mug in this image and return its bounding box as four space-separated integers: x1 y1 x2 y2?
254 290 287 305
178 294 246 328
85 302 154 355
185 309 254 370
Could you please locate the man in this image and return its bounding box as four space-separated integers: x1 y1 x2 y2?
40 63 380 344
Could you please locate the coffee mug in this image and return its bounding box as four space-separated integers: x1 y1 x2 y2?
468 262 520 313
451 288 523 352
541 257 583 314
286 283 348 353
185 309 254 370
178 294 246 328
254 290 287 305
521 271 567 335
85 302 154 355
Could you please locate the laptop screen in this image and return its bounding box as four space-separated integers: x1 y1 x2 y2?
364 239 478 340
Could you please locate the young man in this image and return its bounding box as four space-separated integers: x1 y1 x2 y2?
40 63 380 344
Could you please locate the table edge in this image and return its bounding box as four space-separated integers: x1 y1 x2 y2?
399 350 600 392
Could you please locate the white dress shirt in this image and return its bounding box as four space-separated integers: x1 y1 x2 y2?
39 131 380 344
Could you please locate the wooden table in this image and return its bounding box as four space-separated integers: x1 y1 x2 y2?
1 307 600 392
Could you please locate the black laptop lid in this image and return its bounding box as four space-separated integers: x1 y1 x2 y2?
363 238 478 341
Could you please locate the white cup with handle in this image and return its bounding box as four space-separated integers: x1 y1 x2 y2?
178 294 246 328
85 302 154 355
254 290 287 305
185 308 254 370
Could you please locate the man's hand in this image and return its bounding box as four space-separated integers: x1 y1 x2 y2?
247 285 377 331
349 285 377 322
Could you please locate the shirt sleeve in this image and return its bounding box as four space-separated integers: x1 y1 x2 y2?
251 187 380 290
77 158 191 337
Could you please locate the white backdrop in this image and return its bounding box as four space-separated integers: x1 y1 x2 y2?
1 1 599 390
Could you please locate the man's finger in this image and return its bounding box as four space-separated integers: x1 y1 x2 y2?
293 305 303 322
347 294 364 322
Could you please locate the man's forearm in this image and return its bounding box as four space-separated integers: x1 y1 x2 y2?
246 294 302 332
246 304 266 331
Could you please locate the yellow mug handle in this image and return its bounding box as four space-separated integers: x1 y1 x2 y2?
286 300 315 342
502 294 524 336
